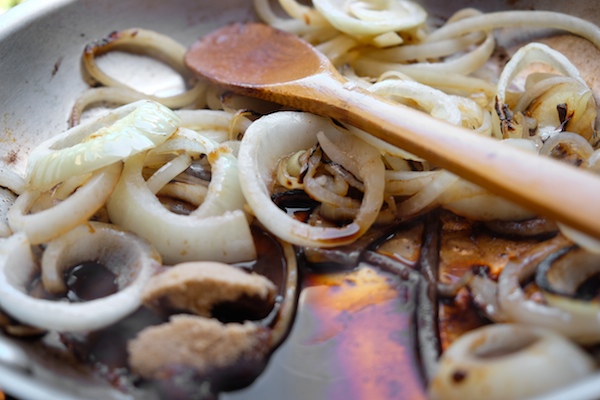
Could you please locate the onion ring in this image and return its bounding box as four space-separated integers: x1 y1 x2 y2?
82 28 205 109
0 225 159 332
8 162 122 245
238 111 385 248
429 323 595 400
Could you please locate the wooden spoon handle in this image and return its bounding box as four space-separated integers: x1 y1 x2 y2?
280 73 600 238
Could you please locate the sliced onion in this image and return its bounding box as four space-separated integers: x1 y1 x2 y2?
440 179 537 222
145 154 192 195
425 10 600 49
353 28 494 76
536 247 600 313
82 28 205 109
498 235 600 343
0 226 159 332
396 170 459 218
175 109 243 144
557 223 600 254
429 323 595 400
385 170 439 196
0 188 17 238
0 166 25 195
278 0 331 28
26 100 179 192
8 162 122 245
495 43 587 110
539 131 594 165
254 0 338 37
238 111 385 248
106 153 255 265
369 80 462 126
312 0 426 38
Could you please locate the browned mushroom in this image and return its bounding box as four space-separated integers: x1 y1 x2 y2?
128 315 270 380
141 261 277 318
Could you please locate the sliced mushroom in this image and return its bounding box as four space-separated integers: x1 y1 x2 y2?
141 261 277 318
128 315 271 380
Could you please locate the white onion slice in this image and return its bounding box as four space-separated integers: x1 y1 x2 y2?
495 43 587 108
440 179 536 221
0 166 25 195
238 111 385 248
8 162 122 245
369 80 462 126
26 100 180 192
82 28 205 110
312 0 426 38
429 324 595 400
146 154 192 195
498 235 600 343
0 188 17 238
107 153 255 265
0 227 159 332
175 109 242 144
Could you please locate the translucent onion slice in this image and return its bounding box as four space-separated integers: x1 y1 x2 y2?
82 28 205 109
106 153 255 265
238 111 385 248
0 166 25 195
175 109 243 144
26 100 180 192
498 235 600 343
440 179 537 222
536 247 600 315
8 162 122 245
369 79 462 126
278 0 331 28
312 0 426 37
494 43 587 122
425 10 600 49
428 324 595 400
0 188 17 238
0 226 159 332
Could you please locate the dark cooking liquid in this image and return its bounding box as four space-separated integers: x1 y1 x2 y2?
223 220 428 400
223 266 426 400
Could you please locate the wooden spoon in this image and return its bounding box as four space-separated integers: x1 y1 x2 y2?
185 22 600 239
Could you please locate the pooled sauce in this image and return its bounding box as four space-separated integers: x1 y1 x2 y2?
66 262 118 302
224 221 429 400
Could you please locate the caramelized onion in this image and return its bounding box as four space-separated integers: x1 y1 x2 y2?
238 111 384 247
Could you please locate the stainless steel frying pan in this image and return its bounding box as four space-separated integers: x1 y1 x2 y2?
1 1 600 399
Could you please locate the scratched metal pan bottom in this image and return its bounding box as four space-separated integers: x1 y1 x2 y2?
1 0 600 399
